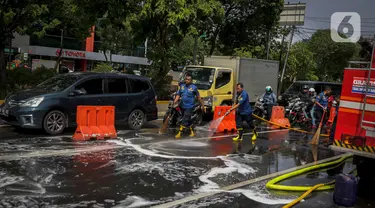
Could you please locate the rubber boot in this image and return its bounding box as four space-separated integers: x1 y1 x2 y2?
233 128 243 142
175 125 185 139
251 129 258 141
189 127 195 137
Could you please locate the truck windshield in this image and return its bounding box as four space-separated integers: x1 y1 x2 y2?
184 67 215 90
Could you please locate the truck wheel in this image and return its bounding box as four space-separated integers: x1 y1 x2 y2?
43 110 66 135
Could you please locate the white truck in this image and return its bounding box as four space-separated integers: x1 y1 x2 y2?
180 56 279 113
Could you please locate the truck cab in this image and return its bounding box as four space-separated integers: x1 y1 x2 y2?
179 65 234 113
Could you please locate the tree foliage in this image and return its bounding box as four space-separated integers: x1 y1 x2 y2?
169 35 205 66
286 42 318 82
206 0 284 56
307 29 359 81
126 0 223 89
0 0 110 96
95 2 137 62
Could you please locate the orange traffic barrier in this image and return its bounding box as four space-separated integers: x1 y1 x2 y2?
210 106 236 133
73 106 117 141
269 106 290 129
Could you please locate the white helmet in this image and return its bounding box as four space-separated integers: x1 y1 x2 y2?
308 88 315 93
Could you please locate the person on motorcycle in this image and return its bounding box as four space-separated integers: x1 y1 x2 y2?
314 86 332 127
173 74 206 139
298 85 310 102
225 83 258 142
261 86 277 120
308 88 317 128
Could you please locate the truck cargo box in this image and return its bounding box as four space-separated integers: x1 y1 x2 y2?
204 56 279 102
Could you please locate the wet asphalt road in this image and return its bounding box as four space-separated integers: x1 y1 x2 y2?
0 120 374 208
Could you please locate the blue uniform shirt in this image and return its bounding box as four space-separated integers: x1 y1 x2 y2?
177 83 200 109
315 92 328 109
236 90 252 115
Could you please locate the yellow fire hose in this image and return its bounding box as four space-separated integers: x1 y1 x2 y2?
264 154 356 208
252 113 329 137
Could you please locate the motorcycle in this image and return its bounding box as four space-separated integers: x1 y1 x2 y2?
162 92 203 126
253 96 268 120
284 96 300 118
287 99 312 128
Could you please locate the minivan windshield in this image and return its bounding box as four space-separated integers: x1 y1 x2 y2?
36 74 81 92
182 67 215 90
284 82 313 94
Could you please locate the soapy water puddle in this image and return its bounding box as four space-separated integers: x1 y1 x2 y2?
0 129 341 207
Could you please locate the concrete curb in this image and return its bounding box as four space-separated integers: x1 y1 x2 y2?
158 112 166 118
157 101 169 104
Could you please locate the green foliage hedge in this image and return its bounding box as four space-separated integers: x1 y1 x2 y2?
2 67 57 99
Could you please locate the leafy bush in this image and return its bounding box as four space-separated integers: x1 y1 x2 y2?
2 67 57 99
93 63 114 72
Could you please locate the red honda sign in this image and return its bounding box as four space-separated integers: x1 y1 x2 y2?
56 49 86 58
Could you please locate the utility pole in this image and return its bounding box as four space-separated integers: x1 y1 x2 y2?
266 30 271 59
193 36 198 65
278 26 295 96
144 38 148 58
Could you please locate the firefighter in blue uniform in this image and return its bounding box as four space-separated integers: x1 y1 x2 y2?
314 86 332 127
173 74 205 138
225 83 258 141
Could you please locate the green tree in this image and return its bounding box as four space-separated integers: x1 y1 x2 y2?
127 0 223 89
169 35 205 66
0 1 58 96
307 29 359 81
46 0 109 69
284 42 318 86
206 0 284 56
95 1 137 63
0 0 110 96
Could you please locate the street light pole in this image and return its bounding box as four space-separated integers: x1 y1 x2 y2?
278 26 295 96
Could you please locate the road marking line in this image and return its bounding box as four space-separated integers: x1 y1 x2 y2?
150 152 353 208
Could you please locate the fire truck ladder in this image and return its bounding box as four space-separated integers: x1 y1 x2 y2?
360 47 375 131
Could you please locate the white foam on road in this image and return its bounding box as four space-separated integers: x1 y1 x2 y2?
115 195 159 208
108 139 219 160
111 131 300 207
108 137 294 207
197 156 257 192
174 141 209 147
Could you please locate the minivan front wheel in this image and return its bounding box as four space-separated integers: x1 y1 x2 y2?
128 109 145 130
43 110 66 135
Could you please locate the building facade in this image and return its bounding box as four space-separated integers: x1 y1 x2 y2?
8 27 150 72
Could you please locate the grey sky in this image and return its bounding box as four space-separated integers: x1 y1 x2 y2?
286 0 375 41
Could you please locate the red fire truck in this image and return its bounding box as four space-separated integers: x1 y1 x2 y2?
330 48 375 198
